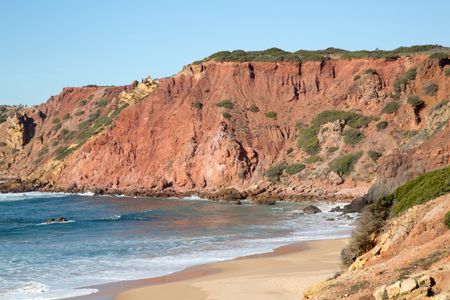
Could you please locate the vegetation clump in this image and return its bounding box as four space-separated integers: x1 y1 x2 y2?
343 128 364 145
297 110 373 155
423 82 438 96
445 68 450 77
265 111 277 119
407 95 424 107
445 210 450 229
248 104 260 113
265 163 287 182
75 110 84 116
194 45 446 64
381 101 400 114
80 99 88 106
222 112 231 119
393 68 417 96
305 155 322 164
216 100 234 109
353 75 361 81
327 146 339 153
341 165 450 266
95 99 108 107
285 163 305 175
376 120 388 130
368 150 382 161
63 113 71 121
364 68 377 75
192 101 203 109
55 146 74 160
328 152 362 176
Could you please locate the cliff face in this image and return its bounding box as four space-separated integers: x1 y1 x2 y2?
0 55 449 198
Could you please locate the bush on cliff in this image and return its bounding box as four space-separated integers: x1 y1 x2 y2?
216 100 234 109
381 101 400 114
376 120 388 130
343 128 364 145
249 104 260 113
297 110 373 155
265 163 286 182
407 95 424 107
265 111 277 119
342 165 450 266
285 163 305 175
445 210 450 229
328 152 362 176
423 82 438 96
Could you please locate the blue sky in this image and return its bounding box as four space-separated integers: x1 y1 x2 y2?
1 0 449 105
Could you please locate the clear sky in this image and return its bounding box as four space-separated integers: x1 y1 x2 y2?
1 0 449 105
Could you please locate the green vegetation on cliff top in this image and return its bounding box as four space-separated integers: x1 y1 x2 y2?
194 45 448 63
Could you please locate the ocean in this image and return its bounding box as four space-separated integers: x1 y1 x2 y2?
0 192 356 300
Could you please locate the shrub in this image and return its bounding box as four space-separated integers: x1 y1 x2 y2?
368 150 382 161
55 146 73 160
52 117 61 124
286 147 294 155
327 146 339 153
265 163 286 181
381 101 400 114
88 109 101 122
328 152 362 176
38 147 49 157
63 113 71 121
249 104 260 113
432 99 449 112
305 155 322 164
95 99 108 107
192 101 203 109
341 193 394 266
407 95 424 107
222 112 231 119
216 100 234 109
429 52 449 60
404 68 417 81
285 163 305 175
423 82 438 96
75 110 84 116
53 123 62 132
353 75 361 81
80 99 88 106
365 68 377 75
297 110 373 155
298 127 320 155
265 111 277 119
391 165 450 216
376 120 388 130
343 128 364 145
445 210 450 229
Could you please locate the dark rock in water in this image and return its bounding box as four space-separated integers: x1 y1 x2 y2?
343 196 369 213
235 200 242 205
303 205 322 214
252 193 278 205
330 206 344 212
209 188 245 202
46 217 68 224
326 217 335 221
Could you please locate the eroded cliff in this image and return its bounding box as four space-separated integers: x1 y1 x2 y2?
0 54 449 200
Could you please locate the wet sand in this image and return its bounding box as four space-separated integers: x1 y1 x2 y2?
69 238 347 300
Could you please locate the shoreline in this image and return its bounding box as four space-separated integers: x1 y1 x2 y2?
66 238 348 300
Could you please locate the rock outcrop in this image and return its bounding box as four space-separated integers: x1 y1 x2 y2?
304 194 450 299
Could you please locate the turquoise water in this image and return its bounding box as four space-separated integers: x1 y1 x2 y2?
0 192 355 299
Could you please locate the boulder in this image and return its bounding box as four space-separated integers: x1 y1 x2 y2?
343 196 368 213
386 281 401 299
328 171 344 185
303 205 322 214
399 278 417 295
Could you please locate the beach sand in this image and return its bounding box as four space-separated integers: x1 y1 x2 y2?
111 238 347 300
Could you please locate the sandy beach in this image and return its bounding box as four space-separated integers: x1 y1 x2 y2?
110 238 347 300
